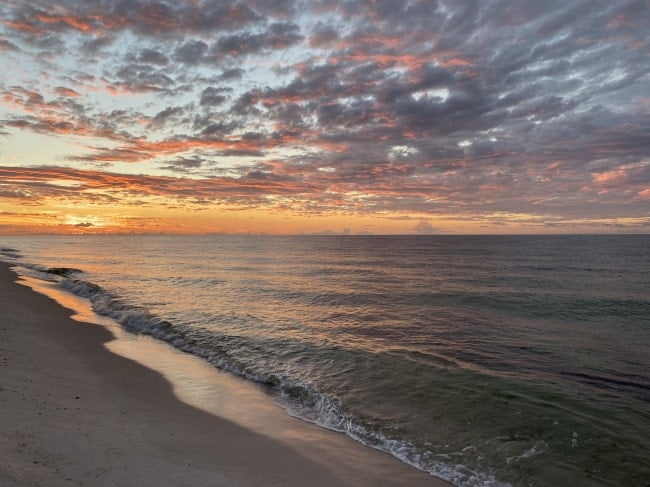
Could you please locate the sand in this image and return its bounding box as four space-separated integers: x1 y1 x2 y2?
0 262 449 486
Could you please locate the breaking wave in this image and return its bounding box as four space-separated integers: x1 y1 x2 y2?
56 274 501 486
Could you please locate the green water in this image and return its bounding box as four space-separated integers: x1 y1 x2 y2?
2 234 649 485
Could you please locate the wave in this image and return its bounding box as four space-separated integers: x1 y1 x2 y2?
0 247 22 259
55 274 502 487
0 251 505 487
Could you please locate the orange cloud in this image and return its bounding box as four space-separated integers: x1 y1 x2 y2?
54 87 81 97
637 188 650 199
34 12 99 34
0 166 317 205
592 169 627 184
3 20 42 36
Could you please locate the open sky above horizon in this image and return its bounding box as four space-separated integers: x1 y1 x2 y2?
0 0 648 235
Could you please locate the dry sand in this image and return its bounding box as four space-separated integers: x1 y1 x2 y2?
0 262 449 486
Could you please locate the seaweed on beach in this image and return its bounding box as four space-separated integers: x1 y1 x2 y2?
46 267 84 277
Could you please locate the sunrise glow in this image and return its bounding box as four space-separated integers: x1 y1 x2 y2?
1 1 648 235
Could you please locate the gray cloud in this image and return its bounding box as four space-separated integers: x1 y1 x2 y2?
0 0 648 224
174 39 209 65
213 22 303 58
0 39 19 51
158 155 206 173
199 87 230 107
150 106 186 128
132 48 169 66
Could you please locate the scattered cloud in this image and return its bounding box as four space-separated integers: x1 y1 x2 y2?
413 219 441 235
0 0 648 233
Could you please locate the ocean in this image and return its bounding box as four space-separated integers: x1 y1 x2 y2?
1 235 648 486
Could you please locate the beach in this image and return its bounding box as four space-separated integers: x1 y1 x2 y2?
1 234 648 486
0 261 446 486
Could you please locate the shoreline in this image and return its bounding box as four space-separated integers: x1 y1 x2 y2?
0 262 448 486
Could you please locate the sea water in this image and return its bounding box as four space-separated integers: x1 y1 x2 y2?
1 235 648 486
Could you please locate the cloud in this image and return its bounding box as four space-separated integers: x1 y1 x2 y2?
158 155 206 173
150 106 186 128
80 35 115 54
131 48 169 66
199 87 230 106
174 39 209 65
0 166 317 206
0 0 648 230
0 38 19 51
2 1 266 39
54 86 81 97
413 219 441 234
218 68 245 80
110 63 175 93
308 22 339 48
212 22 303 59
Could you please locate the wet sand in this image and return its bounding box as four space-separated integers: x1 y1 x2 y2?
0 262 448 486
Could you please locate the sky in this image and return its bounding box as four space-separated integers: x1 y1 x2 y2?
0 0 648 235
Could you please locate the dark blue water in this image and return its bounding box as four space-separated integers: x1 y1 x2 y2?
2 235 649 486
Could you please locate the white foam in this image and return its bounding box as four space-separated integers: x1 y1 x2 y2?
8 260 509 487
506 441 547 464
